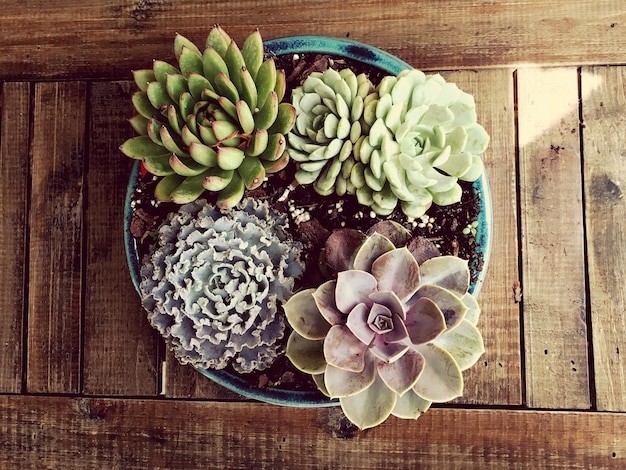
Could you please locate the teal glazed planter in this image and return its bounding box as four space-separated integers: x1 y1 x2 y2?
124 35 493 407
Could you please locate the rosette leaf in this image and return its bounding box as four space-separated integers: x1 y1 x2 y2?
140 198 305 373
121 26 296 208
284 229 484 429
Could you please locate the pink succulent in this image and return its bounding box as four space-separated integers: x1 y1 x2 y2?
285 227 484 429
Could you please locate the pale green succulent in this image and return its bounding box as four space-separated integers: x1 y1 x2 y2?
288 68 375 197
355 69 489 217
120 26 296 208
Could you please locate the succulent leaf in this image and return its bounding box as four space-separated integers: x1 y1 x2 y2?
410 284 468 331
154 174 185 201
174 33 202 59
339 374 397 430
169 172 209 204
377 349 425 395
238 155 266 190
432 319 485 371
335 270 377 313
404 297 447 345
133 69 156 92
241 29 264 79
286 332 326 374
153 60 180 85
352 232 395 272
129 114 149 136
324 325 368 372
206 24 231 56
132 92 158 119
120 136 169 159
419 256 470 297
216 170 245 208
371 247 420 301
391 390 431 420
256 58 277 111
178 46 204 77
284 289 331 340
413 343 463 402
325 359 376 398
262 150 290 173
225 40 246 90
462 293 481 325
202 167 233 191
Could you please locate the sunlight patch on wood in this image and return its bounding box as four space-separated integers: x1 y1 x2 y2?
518 68 603 148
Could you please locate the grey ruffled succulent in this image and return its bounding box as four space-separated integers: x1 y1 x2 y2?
288 68 375 197
140 198 305 373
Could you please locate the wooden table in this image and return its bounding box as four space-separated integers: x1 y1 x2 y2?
2 1 626 468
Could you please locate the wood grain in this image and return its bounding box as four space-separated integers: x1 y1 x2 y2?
82 81 160 396
581 65 626 411
1 1 626 80
0 83 31 393
164 350 244 400
442 69 522 405
26 82 86 394
1 395 625 469
517 68 591 409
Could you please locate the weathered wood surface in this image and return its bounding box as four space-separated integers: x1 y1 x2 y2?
4 1 626 464
517 68 591 409
1 0 626 80
1 395 625 469
0 83 30 393
82 81 160 396
582 65 626 411
26 82 87 394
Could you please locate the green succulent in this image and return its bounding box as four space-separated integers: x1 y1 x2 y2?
355 69 489 217
120 25 296 208
288 68 375 197
287 67 489 218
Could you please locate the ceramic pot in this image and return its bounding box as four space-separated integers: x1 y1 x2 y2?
124 35 493 406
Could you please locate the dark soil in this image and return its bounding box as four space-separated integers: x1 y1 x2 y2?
128 53 483 392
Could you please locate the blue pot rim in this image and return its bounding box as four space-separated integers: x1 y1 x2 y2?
123 35 493 407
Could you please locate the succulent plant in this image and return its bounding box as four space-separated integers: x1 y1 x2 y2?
284 223 484 429
355 69 489 217
287 67 489 218
140 197 305 373
120 25 296 208
288 68 375 197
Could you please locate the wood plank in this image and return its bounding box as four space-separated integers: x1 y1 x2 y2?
1 395 625 469
0 1 626 80
517 68 590 409
441 69 522 405
82 81 160 396
581 65 626 411
0 83 31 393
26 82 86 394
164 350 243 400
